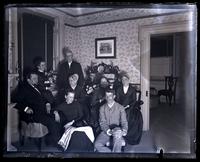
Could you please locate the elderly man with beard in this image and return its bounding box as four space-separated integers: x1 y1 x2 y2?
14 71 61 147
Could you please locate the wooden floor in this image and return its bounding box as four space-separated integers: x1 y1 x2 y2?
7 103 194 158
149 103 191 154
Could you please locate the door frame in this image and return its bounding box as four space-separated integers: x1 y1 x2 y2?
139 20 194 130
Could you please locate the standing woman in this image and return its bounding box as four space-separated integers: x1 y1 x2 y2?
33 57 55 105
116 74 143 145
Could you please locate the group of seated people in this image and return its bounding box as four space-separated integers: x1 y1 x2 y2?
12 47 143 153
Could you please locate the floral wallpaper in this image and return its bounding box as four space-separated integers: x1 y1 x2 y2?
64 11 193 84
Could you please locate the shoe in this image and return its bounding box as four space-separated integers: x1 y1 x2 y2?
122 139 126 146
56 144 64 152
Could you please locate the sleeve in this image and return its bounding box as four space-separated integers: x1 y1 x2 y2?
77 63 84 87
58 111 67 125
55 104 68 124
56 64 64 90
55 103 62 111
37 75 46 91
130 86 137 107
99 105 110 133
133 87 137 101
77 88 86 104
115 88 121 103
90 90 99 107
76 103 84 121
120 106 128 134
14 89 29 112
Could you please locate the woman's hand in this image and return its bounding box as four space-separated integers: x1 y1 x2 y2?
54 111 60 123
124 105 130 109
46 103 51 114
64 120 75 129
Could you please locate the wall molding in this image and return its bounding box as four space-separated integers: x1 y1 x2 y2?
64 11 190 28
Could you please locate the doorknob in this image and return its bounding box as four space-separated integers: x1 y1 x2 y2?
146 91 148 97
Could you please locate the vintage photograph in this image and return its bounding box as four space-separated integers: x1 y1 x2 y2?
95 37 116 58
3 3 197 158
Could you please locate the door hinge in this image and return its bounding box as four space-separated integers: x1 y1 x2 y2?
146 91 148 97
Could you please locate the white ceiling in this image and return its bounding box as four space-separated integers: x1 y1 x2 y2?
55 7 112 16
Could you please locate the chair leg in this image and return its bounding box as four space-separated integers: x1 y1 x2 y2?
158 95 161 104
166 96 168 105
34 138 42 151
169 95 172 106
174 95 176 104
19 135 25 146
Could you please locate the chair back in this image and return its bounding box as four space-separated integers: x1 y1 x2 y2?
164 75 178 94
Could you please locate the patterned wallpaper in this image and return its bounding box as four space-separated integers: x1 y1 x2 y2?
64 12 193 84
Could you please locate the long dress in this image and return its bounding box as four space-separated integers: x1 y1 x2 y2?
56 101 94 152
116 84 143 145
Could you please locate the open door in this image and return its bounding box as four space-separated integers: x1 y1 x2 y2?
139 21 194 131
18 12 54 80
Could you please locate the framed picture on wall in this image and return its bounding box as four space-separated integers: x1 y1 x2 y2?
95 37 116 58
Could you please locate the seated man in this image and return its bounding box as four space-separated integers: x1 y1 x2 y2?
94 88 128 153
14 71 60 147
54 91 94 152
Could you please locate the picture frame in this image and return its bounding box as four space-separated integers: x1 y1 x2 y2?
95 37 116 58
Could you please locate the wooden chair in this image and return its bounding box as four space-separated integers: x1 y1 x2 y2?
158 75 178 106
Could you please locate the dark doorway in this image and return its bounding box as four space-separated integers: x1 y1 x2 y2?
18 12 54 80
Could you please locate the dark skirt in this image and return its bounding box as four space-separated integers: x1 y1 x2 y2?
67 131 94 152
124 108 143 145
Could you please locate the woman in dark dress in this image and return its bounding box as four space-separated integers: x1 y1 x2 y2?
33 57 55 105
55 73 90 122
54 91 94 152
116 74 143 145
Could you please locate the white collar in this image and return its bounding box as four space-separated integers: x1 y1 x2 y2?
29 83 41 93
71 85 77 90
107 101 115 108
38 69 44 73
123 85 129 93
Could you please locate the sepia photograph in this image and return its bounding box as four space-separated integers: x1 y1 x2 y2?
3 2 197 159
